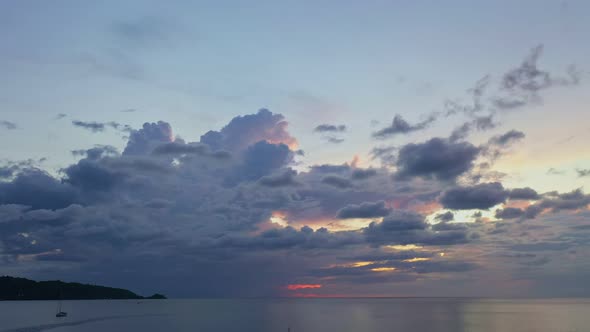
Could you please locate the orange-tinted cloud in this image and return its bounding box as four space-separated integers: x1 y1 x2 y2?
286 284 322 291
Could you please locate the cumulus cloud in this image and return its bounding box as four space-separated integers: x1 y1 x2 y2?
321 175 353 189
336 201 391 219
200 109 297 152
394 138 480 181
351 168 378 180
123 121 174 155
495 207 526 219
0 107 588 298
364 211 468 246
508 187 539 200
258 169 299 187
434 211 454 223
440 182 507 210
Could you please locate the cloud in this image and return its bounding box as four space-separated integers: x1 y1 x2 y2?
373 115 436 139
71 120 106 132
440 182 507 210
336 201 391 219
363 210 469 246
72 120 132 134
200 109 297 152
258 169 299 187
394 138 480 181
0 170 79 210
238 141 295 182
321 175 353 189
0 121 17 130
54 114 67 120
493 45 580 110
508 187 539 200
547 168 566 175
434 211 454 223
324 136 345 144
449 115 497 142
351 168 378 180
313 124 346 133
123 121 174 155
111 17 175 49
576 169 590 177
151 142 208 156
495 207 525 219
488 130 526 147
0 107 588 298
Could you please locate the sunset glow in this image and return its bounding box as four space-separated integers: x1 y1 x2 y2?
286 284 322 291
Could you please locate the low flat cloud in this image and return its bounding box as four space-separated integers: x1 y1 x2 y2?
0 121 17 130
373 115 436 139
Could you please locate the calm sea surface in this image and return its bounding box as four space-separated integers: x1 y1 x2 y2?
0 298 588 332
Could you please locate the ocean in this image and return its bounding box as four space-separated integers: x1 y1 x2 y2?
0 298 588 332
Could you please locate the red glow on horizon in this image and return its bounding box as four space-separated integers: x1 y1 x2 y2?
286 284 322 291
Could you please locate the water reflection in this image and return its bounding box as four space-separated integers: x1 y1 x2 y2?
0 298 588 332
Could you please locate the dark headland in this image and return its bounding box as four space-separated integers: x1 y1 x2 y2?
0 276 166 301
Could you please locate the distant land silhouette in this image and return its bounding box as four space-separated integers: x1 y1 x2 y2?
0 276 166 301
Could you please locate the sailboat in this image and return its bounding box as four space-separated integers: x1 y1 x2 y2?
55 289 68 318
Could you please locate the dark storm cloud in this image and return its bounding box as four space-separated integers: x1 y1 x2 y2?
508 187 539 200
495 207 525 219
0 120 17 130
258 169 299 187
63 159 126 192
372 114 436 139
212 226 362 250
313 124 346 133
336 201 391 219
152 142 208 155
239 141 294 182
494 189 590 220
321 175 353 189
394 138 480 181
440 182 508 210
0 170 79 210
576 169 590 177
351 168 378 180
123 121 173 155
434 211 454 223
363 211 469 246
72 145 119 160
0 166 16 179
538 189 590 212
1 106 587 298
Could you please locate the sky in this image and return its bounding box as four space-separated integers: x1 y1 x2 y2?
0 0 589 298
